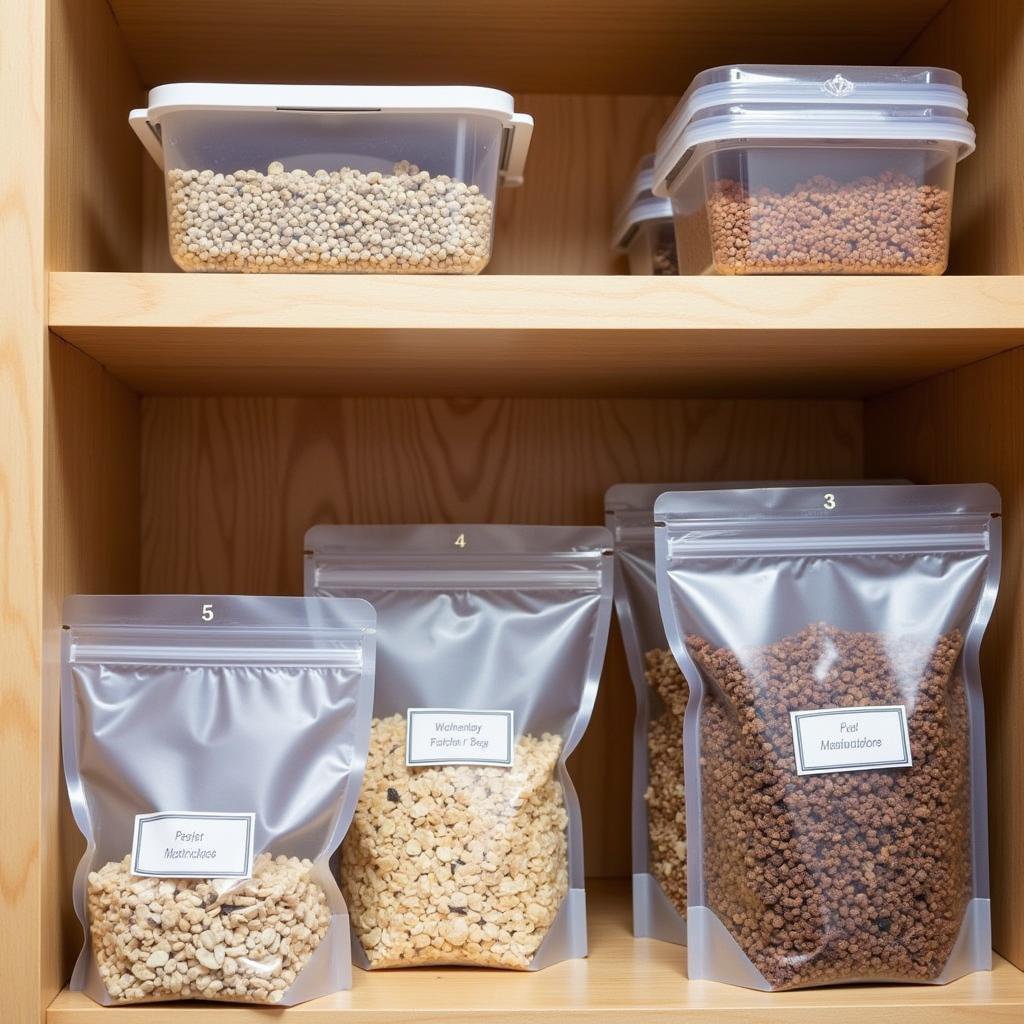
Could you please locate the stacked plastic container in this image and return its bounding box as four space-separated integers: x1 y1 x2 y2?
653 66 976 275
131 84 534 274
612 155 678 275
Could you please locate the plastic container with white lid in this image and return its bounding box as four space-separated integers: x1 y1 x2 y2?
130 84 534 274
613 155 678 275
652 65 975 275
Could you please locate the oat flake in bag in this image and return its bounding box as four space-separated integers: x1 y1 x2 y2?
305 524 613 970
62 595 376 1005
655 485 999 990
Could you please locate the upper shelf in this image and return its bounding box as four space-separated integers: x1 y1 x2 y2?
108 0 946 94
49 274 1024 398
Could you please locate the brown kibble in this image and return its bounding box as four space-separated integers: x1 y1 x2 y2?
679 173 951 275
691 623 971 989
643 648 687 915
652 241 678 275
341 714 568 969
86 853 331 1003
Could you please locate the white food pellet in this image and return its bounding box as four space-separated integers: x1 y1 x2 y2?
167 161 493 273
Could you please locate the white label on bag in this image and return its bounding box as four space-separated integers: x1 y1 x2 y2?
131 812 256 878
406 708 514 767
790 705 912 776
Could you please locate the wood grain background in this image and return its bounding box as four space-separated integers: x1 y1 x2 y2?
141 395 863 875
903 0 1024 275
45 337 141 985
107 0 945 95
491 95 676 274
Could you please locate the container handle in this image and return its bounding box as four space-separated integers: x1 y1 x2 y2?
129 108 165 169
501 112 534 187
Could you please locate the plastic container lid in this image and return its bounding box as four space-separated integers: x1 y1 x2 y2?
130 83 534 186
653 65 976 197
612 154 674 250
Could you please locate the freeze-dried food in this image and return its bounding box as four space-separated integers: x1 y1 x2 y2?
306 524 613 969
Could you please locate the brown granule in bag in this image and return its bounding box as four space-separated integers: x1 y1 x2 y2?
644 648 688 914
690 623 972 989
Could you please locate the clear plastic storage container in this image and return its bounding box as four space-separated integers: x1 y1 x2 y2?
613 155 678 275
130 84 534 273
652 66 975 275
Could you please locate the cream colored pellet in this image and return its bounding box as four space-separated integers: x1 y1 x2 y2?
167 161 493 273
86 853 330 1003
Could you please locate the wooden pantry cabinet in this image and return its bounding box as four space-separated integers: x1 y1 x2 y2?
2 1 1023 1021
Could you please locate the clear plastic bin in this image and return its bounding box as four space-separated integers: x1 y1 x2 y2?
130 84 533 274
652 66 975 275
613 155 678 275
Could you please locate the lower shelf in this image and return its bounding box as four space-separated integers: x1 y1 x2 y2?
48 881 1024 1022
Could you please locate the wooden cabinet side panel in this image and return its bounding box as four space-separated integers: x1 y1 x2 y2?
901 0 1024 274
47 0 144 271
139 395 863 876
2 0 47 1020
490 94 676 275
866 349 1024 969
43 337 141 992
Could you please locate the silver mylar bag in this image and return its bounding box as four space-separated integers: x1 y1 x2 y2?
305 524 613 970
606 479 906 946
62 595 376 1005
655 485 1000 990
607 483 690 945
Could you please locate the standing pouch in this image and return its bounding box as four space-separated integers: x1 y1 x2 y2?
62 595 376 1005
305 524 613 970
606 479 902 945
655 484 1000 990
607 483 691 945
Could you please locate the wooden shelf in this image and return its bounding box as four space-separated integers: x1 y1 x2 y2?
48 273 1024 397
46 881 1024 1023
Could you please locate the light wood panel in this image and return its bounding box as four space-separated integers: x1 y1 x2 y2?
46 880 1024 1023
47 0 144 271
35 7 146 1020
43 336 141 990
0 0 46 1020
492 95 676 274
108 0 945 94
48 273 1024 397
901 0 1024 275
866 347 1024 971
139 395 862 876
